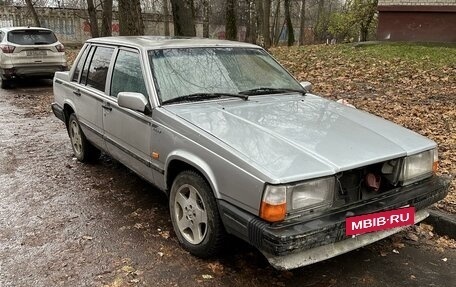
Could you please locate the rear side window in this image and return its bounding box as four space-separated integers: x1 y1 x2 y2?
110 50 148 98
72 46 90 82
8 30 57 45
86 46 114 92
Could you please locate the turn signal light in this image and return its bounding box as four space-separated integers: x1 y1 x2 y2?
260 201 286 222
433 161 439 173
259 185 287 222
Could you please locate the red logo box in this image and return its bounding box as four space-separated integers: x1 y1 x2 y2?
346 207 415 236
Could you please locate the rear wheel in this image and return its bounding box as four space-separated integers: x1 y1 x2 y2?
0 77 11 89
169 170 225 258
68 113 100 162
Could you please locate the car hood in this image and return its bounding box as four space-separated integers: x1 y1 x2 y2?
164 94 436 183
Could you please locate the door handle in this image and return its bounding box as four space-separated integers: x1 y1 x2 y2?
73 90 81 97
102 104 112 111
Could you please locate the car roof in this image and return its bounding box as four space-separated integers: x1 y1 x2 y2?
0 26 53 32
87 36 262 50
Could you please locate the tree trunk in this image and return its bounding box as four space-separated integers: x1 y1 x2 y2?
298 0 306 45
262 0 271 48
118 0 144 36
202 0 210 38
101 0 113 37
86 0 99 37
163 0 170 36
225 0 237 40
284 0 294 46
272 0 281 46
254 0 263 44
170 0 196 36
25 0 40 27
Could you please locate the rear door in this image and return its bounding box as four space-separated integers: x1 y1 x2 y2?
71 45 114 150
102 48 155 183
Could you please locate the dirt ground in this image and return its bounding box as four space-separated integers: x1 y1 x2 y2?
0 78 455 286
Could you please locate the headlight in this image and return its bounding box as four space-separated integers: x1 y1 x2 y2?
400 148 438 185
290 177 335 211
260 177 335 222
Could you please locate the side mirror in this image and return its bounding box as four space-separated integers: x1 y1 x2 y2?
300 81 312 92
118 92 151 114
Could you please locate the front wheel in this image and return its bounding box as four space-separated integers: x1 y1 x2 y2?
68 114 100 162
169 170 225 258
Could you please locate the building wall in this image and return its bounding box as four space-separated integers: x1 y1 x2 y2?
377 1 456 43
0 6 247 44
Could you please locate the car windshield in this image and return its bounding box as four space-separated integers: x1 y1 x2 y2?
8 30 57 45
148 47 303 103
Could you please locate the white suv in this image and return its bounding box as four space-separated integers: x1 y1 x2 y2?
0 27 67 89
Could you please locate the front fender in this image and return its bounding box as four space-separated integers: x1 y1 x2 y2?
165 150 221 199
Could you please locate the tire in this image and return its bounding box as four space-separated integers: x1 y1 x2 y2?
0 77 11 89
67 113 100 162
169 170 225 258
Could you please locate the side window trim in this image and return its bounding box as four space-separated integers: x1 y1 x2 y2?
71 44 90 83
80 46 96 86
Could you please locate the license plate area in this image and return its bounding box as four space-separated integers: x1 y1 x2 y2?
345 207 415 236
26 50 47 56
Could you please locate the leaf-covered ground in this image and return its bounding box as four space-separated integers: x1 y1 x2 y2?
271 43 456 213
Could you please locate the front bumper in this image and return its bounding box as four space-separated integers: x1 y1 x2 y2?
219 175 449 269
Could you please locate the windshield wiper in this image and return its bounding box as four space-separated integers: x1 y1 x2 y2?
161 92 249 105
239 87 306 96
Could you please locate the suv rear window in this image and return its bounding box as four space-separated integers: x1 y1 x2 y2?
7 30 57 45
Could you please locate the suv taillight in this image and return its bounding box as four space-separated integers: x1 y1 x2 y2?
0 45 15 53
55 44 65 52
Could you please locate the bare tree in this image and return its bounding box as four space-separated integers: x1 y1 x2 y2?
284 0 294 46
202 0 210 38
163 0 170 36
225 0 237 40
298 0 306 45
271 0 282 46
101 0 113 37
170 0 196 36
25 0 41 27
262 0 271 48
254 0 263 43
86 0 99 37
118 0 144 36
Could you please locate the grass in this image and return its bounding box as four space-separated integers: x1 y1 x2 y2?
292 42 456 69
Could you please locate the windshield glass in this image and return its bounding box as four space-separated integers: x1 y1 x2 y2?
148 47 303 103
8 30 57 45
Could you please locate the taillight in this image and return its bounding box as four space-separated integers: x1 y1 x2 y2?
0 45 15 53
55 44 65 52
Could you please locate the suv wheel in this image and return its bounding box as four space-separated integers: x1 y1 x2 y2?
0 77 11 89
68 113 100 162
169 170 225 258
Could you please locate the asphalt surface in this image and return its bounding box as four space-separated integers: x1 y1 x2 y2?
0 80 455 287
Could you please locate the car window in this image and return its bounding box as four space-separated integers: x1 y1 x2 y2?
110 50 148 98
80 46 96 85
86 46 114 92
72 46 90 82
0 32 4 42
149 48 303 103
7 29 57 45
